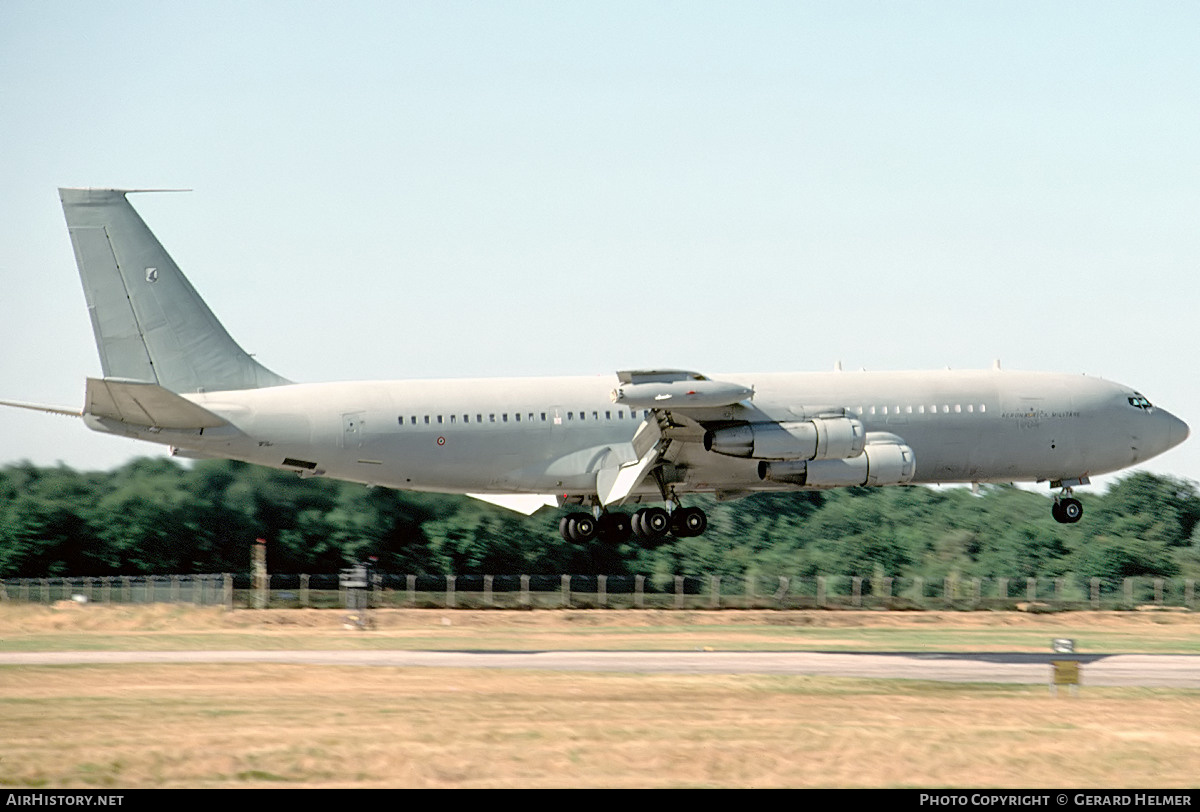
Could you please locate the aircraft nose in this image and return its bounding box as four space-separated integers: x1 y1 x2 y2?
1164 410 1190 450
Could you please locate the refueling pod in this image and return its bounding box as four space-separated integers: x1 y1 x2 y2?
611 371 753 410
758 432 916 487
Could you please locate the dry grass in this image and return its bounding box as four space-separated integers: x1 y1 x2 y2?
2 605 1199 788
3 603 1200 652
2 665 1198 788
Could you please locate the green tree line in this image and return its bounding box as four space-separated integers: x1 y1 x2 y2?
2 458 1199 582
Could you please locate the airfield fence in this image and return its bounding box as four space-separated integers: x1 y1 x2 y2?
0 572 1196 612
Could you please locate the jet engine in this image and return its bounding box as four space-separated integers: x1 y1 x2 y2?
758 433 915 487
704 417 866 461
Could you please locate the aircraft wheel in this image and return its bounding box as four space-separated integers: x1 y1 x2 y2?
633 507 671 540
1060 497 1083 523
671 506 708 538
558 516 573 541
566 513 598 542
1051 498 1083 524
597 513 632 544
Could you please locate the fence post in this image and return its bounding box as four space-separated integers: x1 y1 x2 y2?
997 577 1007 602
598 575 607 608
299 574 309 607
407 574 416 606
710 575 721 609
852 576 862 608
816 576 826 608
674 576 685 609
562 574 571 608
1155 578 1164 606
521 575 530 607
446 575 455 608
1125 577 1134 607
1026 577 1036 602
635 574 645 608
1055 577 1064 605
1091 578 1100 610
223 573 233 610
484 574 493 607
1187 579 1195 610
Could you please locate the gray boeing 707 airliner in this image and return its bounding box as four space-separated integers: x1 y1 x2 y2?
1 188 1189 543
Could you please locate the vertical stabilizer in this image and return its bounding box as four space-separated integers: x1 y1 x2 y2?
60 188 290 393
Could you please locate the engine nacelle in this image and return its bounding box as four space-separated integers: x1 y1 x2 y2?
704 417 866 461
758 434 916 487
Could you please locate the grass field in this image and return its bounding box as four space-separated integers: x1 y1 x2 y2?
2 605 1199 788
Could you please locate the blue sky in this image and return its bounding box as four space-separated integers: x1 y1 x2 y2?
1 1 1197 488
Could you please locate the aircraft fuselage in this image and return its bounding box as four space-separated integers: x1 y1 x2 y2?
87 368 1187 503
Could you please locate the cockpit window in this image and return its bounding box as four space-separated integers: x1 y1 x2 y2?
1128 393 1154 410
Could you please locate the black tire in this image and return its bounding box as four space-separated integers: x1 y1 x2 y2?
597 512 632 544
1061 497 1083 523
671 507 708 538
567 513 598 542
637 507 670 539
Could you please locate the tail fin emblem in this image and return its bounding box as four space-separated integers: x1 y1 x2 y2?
145 267 158 283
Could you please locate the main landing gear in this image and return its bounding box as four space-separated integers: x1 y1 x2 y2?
558 505 708 544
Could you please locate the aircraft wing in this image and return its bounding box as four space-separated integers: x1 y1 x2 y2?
599 370 754 505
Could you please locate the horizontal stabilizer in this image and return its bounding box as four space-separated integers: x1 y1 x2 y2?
0 398 82 418
85 378 228 430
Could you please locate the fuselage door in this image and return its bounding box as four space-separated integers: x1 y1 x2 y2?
341 411 366 449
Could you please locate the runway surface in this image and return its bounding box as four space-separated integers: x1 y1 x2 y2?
2 650 1199 686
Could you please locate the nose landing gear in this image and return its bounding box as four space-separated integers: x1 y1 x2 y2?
1051 491 1083 524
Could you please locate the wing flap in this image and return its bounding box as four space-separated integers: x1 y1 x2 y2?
85 377 228 429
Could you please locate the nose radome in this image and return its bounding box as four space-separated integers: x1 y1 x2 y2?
1165 411 1190 450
